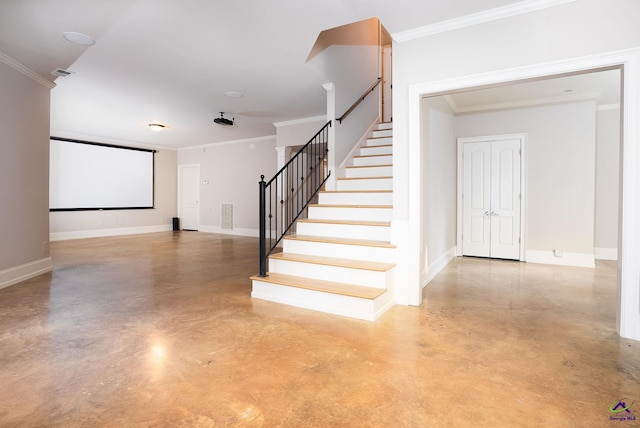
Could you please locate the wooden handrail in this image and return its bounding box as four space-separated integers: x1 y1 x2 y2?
337 78 382 124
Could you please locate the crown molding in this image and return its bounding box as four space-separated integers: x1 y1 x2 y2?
451 91 600 114
392 0 577 42
0 52 56 89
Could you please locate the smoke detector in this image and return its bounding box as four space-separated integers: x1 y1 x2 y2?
213 112 235 127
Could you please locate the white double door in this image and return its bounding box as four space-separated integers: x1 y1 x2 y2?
461 137 522 260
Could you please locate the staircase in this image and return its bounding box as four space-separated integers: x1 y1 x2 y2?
251 122 395 321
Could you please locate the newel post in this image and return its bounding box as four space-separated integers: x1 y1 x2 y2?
323 82 336 191
258 175 267 277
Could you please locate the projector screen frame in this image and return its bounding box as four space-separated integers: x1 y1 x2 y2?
49 136 157 212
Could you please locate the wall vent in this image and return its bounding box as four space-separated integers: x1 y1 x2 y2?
51 68 74 78
221 203 234 230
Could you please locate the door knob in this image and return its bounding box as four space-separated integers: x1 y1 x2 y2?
484 211 490 216
491 211 499 216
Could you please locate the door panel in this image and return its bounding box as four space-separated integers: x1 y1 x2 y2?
180 165 200 230
463 142 491 257
490 140 521 260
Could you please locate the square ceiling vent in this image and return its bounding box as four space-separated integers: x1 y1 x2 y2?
50 68 74 78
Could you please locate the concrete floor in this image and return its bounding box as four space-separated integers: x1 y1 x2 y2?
0 232 638 427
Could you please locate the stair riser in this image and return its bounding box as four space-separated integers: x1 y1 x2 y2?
336 178 393 191
372 129 393 138
352 155 393 166
345 165 392 178
283 239 395 263
359 146 392 156
268 259 390 288
366 136 393 147
318 192 393 206
376 123 393 131
296 222 391 241
251 281 394 321
308 206 392 222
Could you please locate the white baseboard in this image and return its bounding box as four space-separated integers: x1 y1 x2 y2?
421 246 457 288
50 224 172 241
198 225 261 238
594 247 618 261
526 250 595 268
0 257 53 290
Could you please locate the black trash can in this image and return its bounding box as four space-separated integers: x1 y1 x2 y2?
172 217 180 231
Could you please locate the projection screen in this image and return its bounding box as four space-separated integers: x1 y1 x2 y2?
49 137 155 211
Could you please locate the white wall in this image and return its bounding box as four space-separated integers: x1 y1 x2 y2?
595 106 621 256
275 116 327 148
421 97 456 285
177 137 278 236
307 45 380 113
455 101 596 261
49 147 177 240
0 61 52 287
307 43 381 178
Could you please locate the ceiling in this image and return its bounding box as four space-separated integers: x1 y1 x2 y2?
0 0 617 150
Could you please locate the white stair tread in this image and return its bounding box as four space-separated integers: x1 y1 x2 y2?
251 273 386 300
337 176 393 181
297 218 390 227
285 234 396 248
269 252 396 271
362 144 392 148
309 204 392 209
354 154 392 159
346 164 393 169
320 190 392 194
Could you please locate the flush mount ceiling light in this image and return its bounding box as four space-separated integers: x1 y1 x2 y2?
213 112 235 127
148 123 166 132
225 91 244 99
63 31 96 46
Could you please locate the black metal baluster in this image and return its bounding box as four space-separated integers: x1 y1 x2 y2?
257 121 332 275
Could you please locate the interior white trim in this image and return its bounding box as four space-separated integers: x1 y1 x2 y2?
526 250 595 268
449 92 600 114
0 257 53 289
338 117 381 171
0 52 56 89
198 225 261 238
392 0 577 42
407 47 640 341
597 104 621 111
421 246 456 288
595 247 618 261
50 225 172 241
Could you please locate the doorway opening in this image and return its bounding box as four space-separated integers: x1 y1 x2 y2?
418 65 623 330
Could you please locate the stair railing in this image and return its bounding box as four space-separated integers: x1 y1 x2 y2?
258 121 332 277
337 77 382 124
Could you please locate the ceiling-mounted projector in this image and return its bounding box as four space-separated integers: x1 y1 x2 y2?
214 112 235 127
